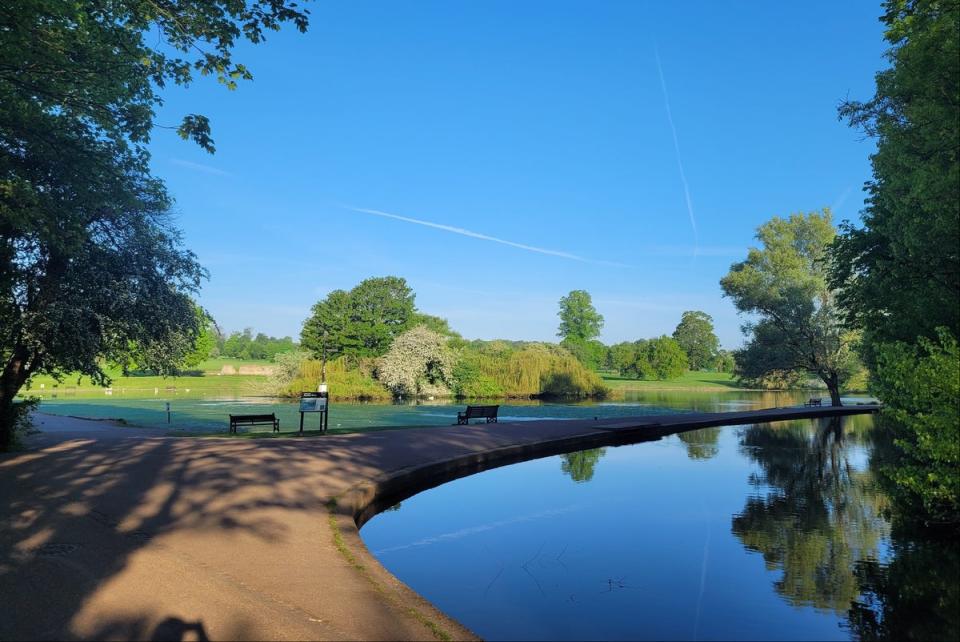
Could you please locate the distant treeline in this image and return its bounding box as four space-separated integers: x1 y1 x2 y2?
215 328 297 361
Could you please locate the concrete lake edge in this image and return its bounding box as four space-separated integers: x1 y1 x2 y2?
2 404 880 641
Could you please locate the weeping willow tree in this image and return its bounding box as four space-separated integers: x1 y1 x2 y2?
467 343 608 398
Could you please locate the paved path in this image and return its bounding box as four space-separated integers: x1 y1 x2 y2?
0 405 878 641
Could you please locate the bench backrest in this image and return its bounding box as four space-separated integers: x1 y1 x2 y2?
465 405 499 418
230 413 277 423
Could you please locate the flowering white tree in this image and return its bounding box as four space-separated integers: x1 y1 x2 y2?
377 326 455 397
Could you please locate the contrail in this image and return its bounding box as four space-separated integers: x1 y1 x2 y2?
654 46 699 256
371 504 582 555
348 206 632 267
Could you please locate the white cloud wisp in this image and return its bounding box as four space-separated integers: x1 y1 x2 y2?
654 46 699 256
348 207 632 267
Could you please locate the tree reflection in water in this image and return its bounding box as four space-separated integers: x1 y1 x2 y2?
560 448 606 483
731 416 959 641
732 416 888 612
677 427 722 460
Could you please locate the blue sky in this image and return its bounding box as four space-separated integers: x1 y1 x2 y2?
148 1 886 348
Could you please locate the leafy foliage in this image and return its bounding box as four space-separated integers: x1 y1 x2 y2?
273 354 391 401
301 277 418 361
714 349 736 373
221 328 296 360
557 290 604 342
869 330 959 529
830 0 959 531
0 0 309 450
830 0 959 359
560 337 607 370
607 337 687 380
460 342 608 399
377 326 456 397
672 311 720 370
721 210 860 405
2 1 309 156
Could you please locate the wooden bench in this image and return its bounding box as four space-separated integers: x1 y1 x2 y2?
457 405 499 425
804 397 822 407
229 413 280 434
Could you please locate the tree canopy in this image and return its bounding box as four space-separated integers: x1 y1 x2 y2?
672 311 720 370
828 0 959 530
301 276 418 361
557 290 604 342
830 0 959 357
0 0 309 449
721 210 860 406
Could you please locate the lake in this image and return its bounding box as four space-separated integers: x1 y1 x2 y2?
31 389 855 434
360 415 958 640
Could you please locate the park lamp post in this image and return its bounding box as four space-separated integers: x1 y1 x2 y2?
318 329 328 393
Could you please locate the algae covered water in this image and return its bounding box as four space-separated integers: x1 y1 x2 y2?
360 415 958 640
32 389 826 434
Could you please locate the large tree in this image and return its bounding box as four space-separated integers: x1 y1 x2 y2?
301 276 417 362
672 310 720 370
557 289 605 368
829 0 959 529
0 1 309 449
830 0 959 357
557 290 604 342
721 211 860 406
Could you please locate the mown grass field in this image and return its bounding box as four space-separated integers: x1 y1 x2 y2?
20 358 273 399
601 370 746 391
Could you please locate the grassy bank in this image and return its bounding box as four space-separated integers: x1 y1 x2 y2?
602 371 747 391
19 358 272 399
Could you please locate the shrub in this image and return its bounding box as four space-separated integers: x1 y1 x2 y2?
276 355 391 401
871 328 959 529
376 326 456 397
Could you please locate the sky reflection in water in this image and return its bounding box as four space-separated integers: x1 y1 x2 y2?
362 415 956 641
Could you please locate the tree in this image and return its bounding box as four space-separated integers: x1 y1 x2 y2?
377 326 455 397
672 311 720 370
561 338 607 371
720 211 859 406
714 349 736 373
830 0 959 530
869 330 959 528
641 336 688 380
181 307 218 368
557 290 604 342
0 0 309 450
830 0 959 359
608 341 639 375
301 277 417 362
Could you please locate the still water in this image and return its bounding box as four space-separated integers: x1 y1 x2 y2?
34 390 828 433
361 415 958 640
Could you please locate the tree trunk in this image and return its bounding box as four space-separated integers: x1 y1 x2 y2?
825 372 842 407
0 346 32 451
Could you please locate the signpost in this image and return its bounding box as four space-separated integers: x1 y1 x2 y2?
299 391 329 434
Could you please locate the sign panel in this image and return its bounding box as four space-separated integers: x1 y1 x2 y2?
299 396 327 412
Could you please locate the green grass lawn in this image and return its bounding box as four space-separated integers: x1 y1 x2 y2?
20 358 273 399
601 370 746 391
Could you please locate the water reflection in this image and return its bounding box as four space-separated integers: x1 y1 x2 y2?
359 415 956 640
847 539 960 640
732 416 889 612
677 427 722 460
559 448 606 482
